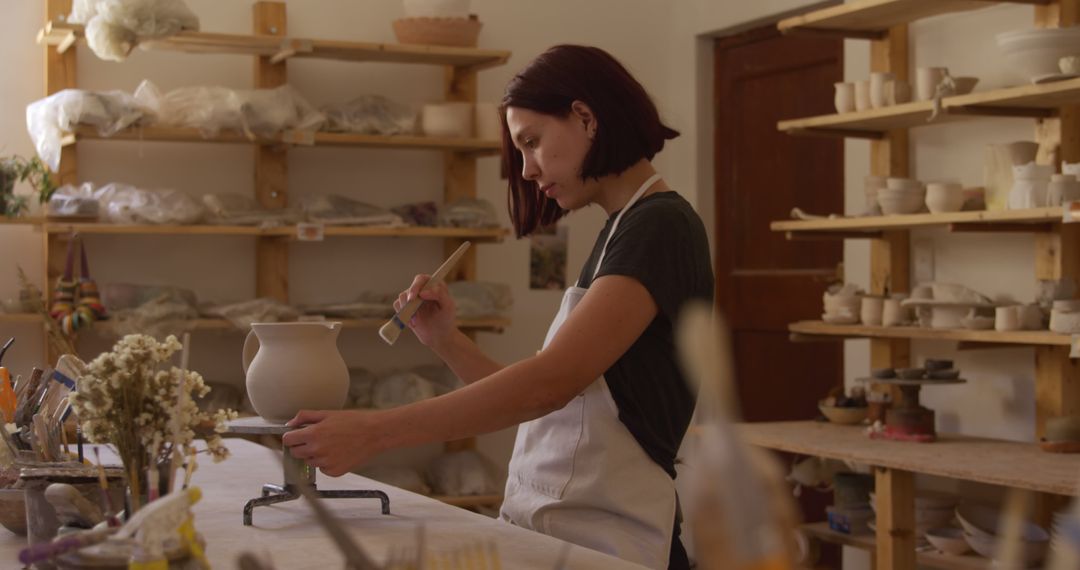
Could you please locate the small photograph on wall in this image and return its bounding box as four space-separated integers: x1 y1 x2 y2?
529 223 568 290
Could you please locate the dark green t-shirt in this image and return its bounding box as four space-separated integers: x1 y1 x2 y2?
577 191 714 478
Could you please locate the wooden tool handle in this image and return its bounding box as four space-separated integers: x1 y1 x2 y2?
379 241 471 346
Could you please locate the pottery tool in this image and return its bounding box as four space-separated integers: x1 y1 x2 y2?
0 337 13 366
379 241 471 346
15 367 47 426
676 302 797 570
855 376 966 442
0 366 16 423
18 525 114 565
92 447 120 527
168 333 191 494
282 456 380 570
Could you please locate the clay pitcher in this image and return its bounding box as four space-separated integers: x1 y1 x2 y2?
242 322 349 423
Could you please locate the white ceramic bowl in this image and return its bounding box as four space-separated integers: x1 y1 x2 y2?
403 0 470 18
421 102 474 138
878 194 924 215
963 531 1049 566
996 26 1080 83
951 77 980 95
926 527 972 556
926 182 964 213
886 177 924 192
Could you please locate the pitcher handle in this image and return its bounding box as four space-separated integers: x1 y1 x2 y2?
242 328 259 374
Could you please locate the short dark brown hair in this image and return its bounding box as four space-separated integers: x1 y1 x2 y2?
501 45 679 238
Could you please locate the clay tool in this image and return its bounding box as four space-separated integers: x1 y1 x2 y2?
0 337 13 366
379 241 471 346
0 367 16 423
92 447 120 527
168 333 191 494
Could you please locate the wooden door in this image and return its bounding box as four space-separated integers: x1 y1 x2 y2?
714 26 844 424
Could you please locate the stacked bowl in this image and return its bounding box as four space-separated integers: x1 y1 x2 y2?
957 504 1050 566
878 178 925 215
869 491 957 539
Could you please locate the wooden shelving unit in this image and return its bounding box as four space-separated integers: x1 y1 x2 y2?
762 1 1080 569
777 0 1049 40
800 523 990 570
778 78 1080 139
25 0 514 494
0 314 511 334
742 421 1080 496
0 218 508 241
773 207 1065 236
38 21 511 70
69 125 502 155
789 320 1073 346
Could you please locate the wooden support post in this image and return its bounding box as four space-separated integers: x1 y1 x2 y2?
253 1 289 302
875 467 915 570
43 0 77 363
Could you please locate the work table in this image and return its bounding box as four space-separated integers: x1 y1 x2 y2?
0 439 647 569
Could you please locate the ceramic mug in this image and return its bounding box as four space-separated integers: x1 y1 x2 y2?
996 306 1020 331
916 67 948 101
885 79 912 105
861 296 884 326
882 297 907 327
834 82 855 114
854 80 871 112
869 72 894 109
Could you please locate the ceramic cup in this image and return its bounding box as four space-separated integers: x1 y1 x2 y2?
996 306 1020 331
916 67 948 101
885 79 912 105
882 297 907 327
864 176 887 214
854 80 872 112
834 82 855 114
861 296 885 326
869 72 895 109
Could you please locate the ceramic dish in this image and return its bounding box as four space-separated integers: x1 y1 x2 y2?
819 403 869 425
926 527 972 555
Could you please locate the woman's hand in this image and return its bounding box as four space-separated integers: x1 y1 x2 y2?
282 409 385 477
395 274 458 348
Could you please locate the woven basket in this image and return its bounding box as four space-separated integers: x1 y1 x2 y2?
392 16 482 47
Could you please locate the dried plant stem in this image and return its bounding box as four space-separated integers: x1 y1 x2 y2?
16 266 75 356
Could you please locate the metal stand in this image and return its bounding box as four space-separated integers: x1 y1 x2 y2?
227 417 390 526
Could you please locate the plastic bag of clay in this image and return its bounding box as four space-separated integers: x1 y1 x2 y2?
437 197 497 228
392 201 438 227
70 0 200 61
26 89 146 170
300 194 404 226
301 291 395 320
411 364 462 396
321 95 417 135
348 368 377 409
47 183 101 219
427 450 497 496
108 294 200 338
449 281 512 318
95 182 205 224
201 298 299 329
372 371 436 409
134 80 325 139
201 193 303 227
101 282 198 310
359 465 431 495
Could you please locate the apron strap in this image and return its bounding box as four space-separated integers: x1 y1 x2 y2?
580 173 663 287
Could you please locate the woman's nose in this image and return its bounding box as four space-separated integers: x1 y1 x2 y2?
521 156 540 181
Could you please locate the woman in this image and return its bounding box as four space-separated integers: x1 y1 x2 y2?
282 45 713 569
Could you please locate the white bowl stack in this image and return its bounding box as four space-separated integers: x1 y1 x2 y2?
878 177 926 215
956 504 1050 566
996 26 1080 83
823 285 862 324
869 491 957 539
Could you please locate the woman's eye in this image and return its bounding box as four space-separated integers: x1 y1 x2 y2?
524 138 537 149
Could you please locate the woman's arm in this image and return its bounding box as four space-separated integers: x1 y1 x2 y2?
283 274 658 476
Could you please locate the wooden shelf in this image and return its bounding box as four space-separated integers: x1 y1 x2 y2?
432 494 504 508
740 421 1080 496
0 218 508 241
801 523 990 570
778 78 1080 139
789 320 1072 346
777 0 1049 40
772 207 1064 235
38 21 511 71
69 126 502 154
0 314 511 333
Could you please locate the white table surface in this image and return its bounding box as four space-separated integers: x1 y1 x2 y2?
1 439 647 569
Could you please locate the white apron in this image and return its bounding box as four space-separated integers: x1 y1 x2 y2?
500 174 677 569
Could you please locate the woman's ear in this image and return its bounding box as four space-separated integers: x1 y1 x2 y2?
570 100 597 139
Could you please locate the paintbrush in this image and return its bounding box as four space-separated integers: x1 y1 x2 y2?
168 333 191 494
0 337 13 366
0 367 16 424
379 241 471 346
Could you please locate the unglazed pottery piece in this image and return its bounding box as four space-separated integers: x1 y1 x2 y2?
243 322 350 422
